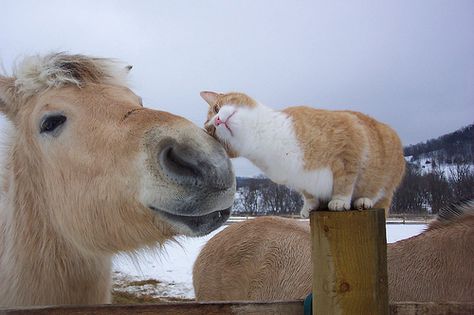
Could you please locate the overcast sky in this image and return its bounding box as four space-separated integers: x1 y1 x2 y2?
1 0 473 176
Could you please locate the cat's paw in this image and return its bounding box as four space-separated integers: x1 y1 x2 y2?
301 196 319 218
300 204 316 218
328 198 351 211
300 208 311 218
354 197 374 210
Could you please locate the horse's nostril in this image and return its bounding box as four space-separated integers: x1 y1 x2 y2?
157 138 233 189
160 146 201 179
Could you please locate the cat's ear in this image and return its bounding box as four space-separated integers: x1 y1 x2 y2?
200 91 220 106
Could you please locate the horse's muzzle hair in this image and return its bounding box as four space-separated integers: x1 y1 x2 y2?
142 119 236 236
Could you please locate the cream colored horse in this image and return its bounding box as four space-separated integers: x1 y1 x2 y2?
194 200 474 302
0 53 235 307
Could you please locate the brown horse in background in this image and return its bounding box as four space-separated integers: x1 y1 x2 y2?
0 53 235 307
194 200 474 302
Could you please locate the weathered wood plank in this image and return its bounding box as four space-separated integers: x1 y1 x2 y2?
311 209 389 315
0 301 303 315
2 301 474 314
390 302 474 315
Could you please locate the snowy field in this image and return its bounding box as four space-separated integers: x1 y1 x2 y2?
112 221 426 300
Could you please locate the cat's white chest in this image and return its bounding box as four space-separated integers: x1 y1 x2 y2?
233 106 334 200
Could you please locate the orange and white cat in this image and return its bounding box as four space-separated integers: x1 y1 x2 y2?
202 91 405 217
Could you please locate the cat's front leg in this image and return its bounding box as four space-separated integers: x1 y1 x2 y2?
301 192 319 218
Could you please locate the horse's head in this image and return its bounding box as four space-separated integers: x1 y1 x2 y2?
0 53 235 254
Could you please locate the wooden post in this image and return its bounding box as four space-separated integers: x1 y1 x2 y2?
310 209 388 315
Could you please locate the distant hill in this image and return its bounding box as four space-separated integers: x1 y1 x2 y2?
404 123 474 164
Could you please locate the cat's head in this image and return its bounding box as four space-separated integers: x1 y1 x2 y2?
201 91 257 158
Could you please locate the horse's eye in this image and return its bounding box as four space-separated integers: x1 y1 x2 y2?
40 115 67 134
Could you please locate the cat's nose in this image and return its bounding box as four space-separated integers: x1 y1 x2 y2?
215 116 224 126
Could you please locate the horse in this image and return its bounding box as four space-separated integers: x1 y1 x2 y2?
193 200 474 302
0 53 235 307
194 216 311 301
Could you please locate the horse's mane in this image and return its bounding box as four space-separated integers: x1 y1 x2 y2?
427 198 474 231
12 52 130 96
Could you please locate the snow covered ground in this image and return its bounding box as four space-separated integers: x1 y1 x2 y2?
113 227 225 300
113 221 426 300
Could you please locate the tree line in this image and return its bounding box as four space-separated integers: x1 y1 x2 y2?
233 161 474 216
391 162 474 214
233 176 303 215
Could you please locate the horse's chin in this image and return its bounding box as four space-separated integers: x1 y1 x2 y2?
149 206 231 236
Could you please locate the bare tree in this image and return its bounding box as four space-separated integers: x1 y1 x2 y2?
449 163 474 201
238 184 263 215
260 181 302 214
391 163 428 214
425 167 452 214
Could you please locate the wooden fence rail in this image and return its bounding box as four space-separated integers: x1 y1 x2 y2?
2 301 474 315
0 301 303 315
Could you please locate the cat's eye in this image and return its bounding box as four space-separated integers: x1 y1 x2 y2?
213 105 219 114
40 114 67 134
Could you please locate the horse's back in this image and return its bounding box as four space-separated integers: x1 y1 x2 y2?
193 216 311 301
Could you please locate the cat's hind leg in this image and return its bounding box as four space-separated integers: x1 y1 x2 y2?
353 187 389 211
374 193 394 217
301 192 320 218
328 159 358 211
353 197 374 210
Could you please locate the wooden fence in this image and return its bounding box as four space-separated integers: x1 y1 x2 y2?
2 301 474 315
1 209 473 314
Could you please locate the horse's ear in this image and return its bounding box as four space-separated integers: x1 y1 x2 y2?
0 76 16 116
200 91 220 106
